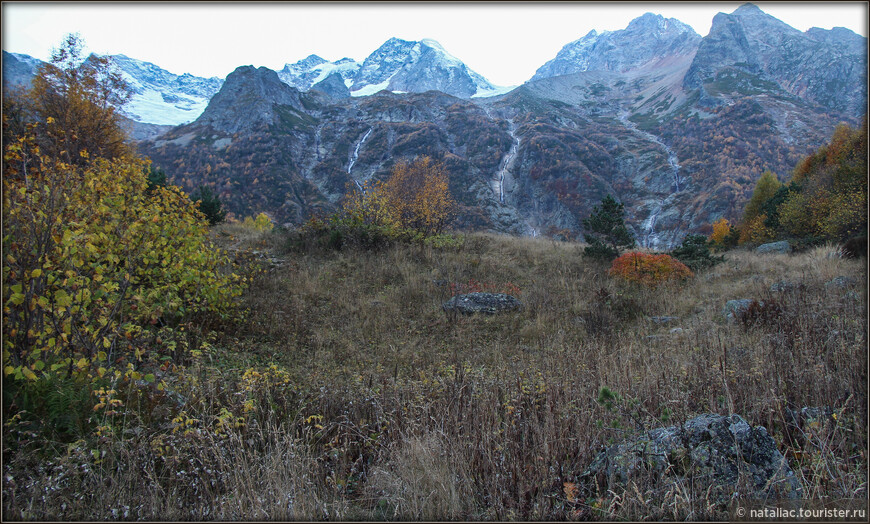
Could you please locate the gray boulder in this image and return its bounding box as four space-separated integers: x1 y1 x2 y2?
578 414 801 504
648 316 680 324
825 276 857 289
442 292 522 315
723 299 756 322
770 280 802 293
755 241 792 254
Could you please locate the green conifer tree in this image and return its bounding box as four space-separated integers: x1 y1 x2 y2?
191 185 227 225
582 194 635 260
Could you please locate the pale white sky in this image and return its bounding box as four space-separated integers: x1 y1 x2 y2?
2 2 867 87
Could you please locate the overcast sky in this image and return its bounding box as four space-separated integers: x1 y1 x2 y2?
2 2 867 87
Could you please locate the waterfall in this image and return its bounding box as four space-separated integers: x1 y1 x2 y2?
619 112 683 249
347 127 373 175
495 120 519 204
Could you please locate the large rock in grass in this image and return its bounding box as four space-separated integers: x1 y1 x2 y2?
755 241 792 254
578 414 801 504
723 299 756 322
442 292 523 315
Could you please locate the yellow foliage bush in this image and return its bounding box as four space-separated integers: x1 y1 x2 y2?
343 156 454 237
242 212 274 233
2 125 245 383
709 218 732 248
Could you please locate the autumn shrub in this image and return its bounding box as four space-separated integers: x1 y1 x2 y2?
242 212 274 233
609 252 693 287
2 124 245 392
290 157 458 252
737 299 785 328
578 286 644 338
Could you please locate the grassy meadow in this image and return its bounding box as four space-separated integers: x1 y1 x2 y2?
3 227 867 520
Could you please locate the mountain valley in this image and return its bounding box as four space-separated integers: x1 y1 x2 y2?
4 3 865 247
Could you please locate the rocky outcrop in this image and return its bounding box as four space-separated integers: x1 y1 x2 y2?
684 3 867 117
723 299 756 322
578 413 802 503
770 280 802 293
311 72 351 100
755 241 792 254
1 50 39 88
442 292 523 315
825 276 857 289
195 66 314 134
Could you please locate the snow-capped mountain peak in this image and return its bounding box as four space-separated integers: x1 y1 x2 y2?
276 55 361 92
350 37 506 98
105 54 224 126
274 37 508 99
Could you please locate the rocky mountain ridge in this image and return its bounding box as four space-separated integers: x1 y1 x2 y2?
4 4 866 247
531 13 702 81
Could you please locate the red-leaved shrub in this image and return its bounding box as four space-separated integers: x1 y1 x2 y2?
609 252 693 287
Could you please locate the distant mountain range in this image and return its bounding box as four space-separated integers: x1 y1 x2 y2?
4 3 866 246
5 36 511 127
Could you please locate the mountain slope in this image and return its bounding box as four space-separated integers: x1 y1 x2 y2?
684 3 867 117
531 13 702 81
138 5 863 248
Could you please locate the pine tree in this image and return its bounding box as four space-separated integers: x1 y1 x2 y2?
145 165 168 193
582 195 635 260
191 185 227 225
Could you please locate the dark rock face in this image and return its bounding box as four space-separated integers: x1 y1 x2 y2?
442 292 523 315
311 72 351 100
2 51 39 88
579 413 802 503
685 3 867 117
196 66 312 134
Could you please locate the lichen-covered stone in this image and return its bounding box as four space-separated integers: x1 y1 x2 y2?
442 292 523 315
770 280 803 293
825 276 857 289
723 299 756 321
755 241 792 254
578 414 801 504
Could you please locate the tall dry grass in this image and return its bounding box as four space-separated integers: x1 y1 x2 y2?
3 233 866 520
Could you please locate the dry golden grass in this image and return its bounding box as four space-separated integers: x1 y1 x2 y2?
3 232 866 520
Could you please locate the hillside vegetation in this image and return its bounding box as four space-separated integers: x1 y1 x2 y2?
4 227 867 520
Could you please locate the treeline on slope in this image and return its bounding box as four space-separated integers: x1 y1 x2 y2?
2 35 250 441
656 99 825 221
710 117 868 253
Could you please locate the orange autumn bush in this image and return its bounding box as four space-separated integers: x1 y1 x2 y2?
609 252 693 287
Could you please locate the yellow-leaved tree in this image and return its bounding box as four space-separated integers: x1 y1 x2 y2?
23 33 133 164
343 156 455 237
709 218 732 249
